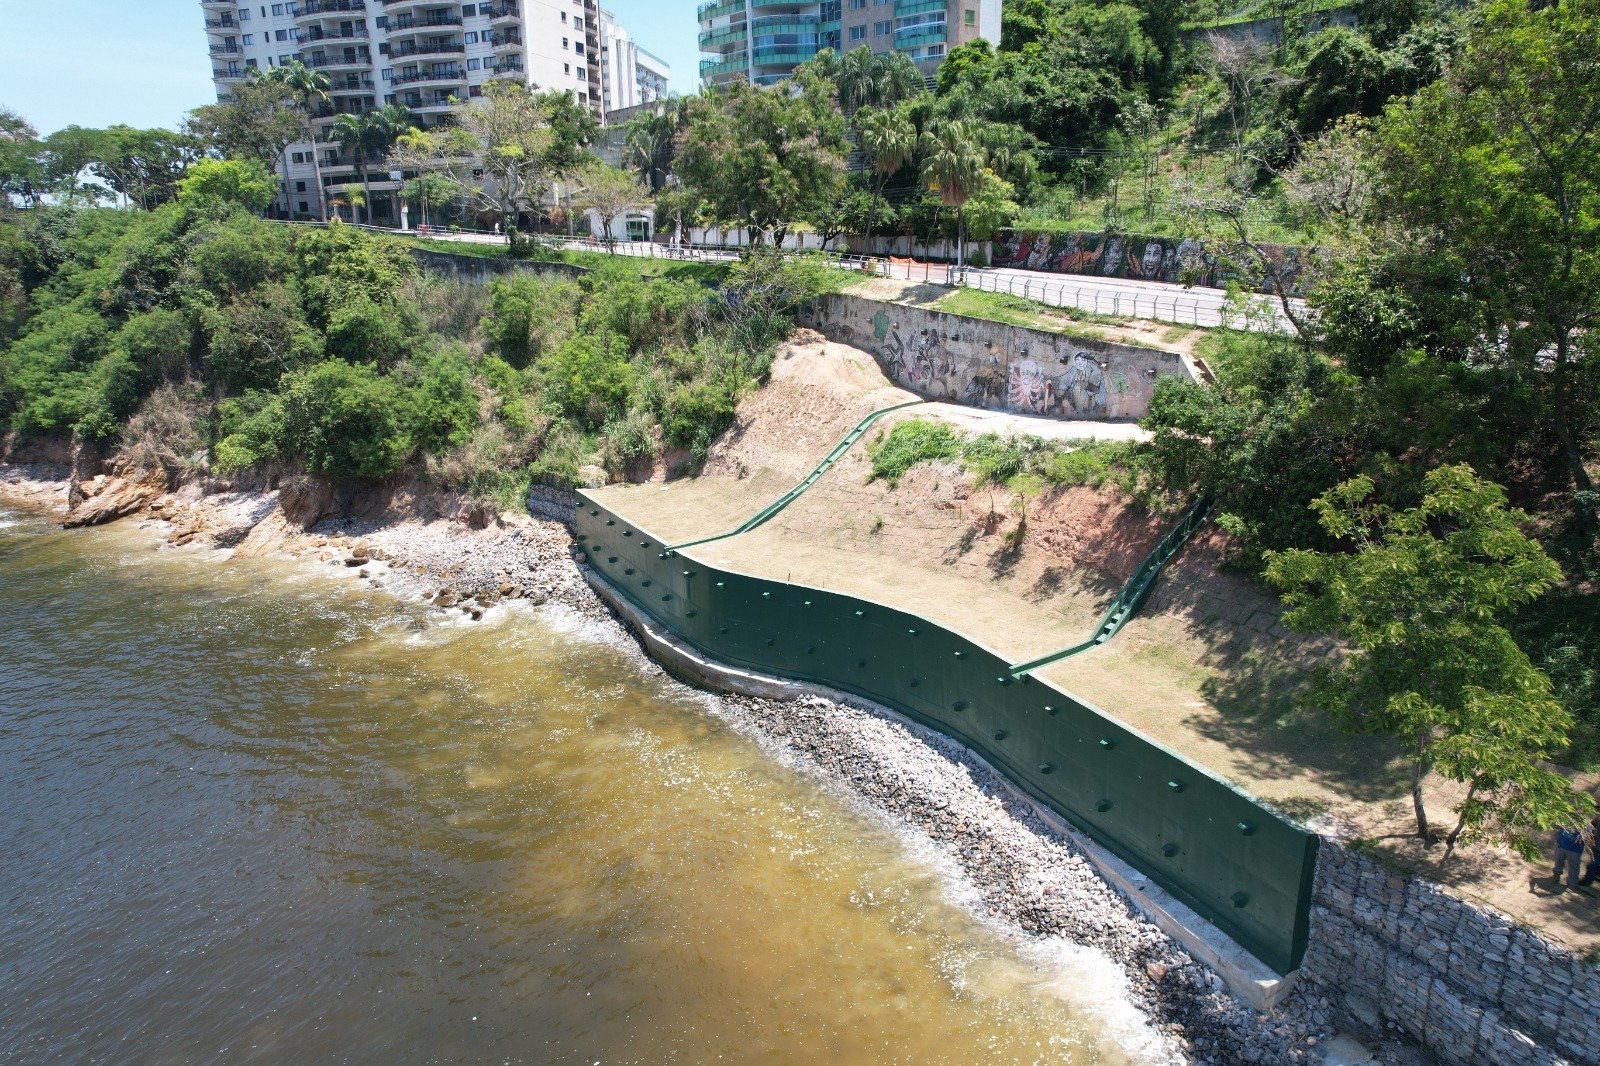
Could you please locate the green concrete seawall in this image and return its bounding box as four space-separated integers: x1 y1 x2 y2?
577 491 1319 975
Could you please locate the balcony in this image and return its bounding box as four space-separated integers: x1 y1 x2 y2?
486 3 519 23
487 30 522 49
301 25 369 41
699 54 750 77
302 52 372 70
488 58 526 79
697 0 745 21
893 22 946 47
204 17 239 31
379 0 451 12
385 12 464 35
388 41 465 59
390 66 466 87
407 96 461 114
698 23 747 49
214 67 248 81
200 0 232 8
327 77 378 93
296 0 368 22
751 46 819 64
208 43 243 56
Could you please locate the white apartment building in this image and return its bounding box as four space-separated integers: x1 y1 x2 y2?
596 11 670 113
201 0 660 223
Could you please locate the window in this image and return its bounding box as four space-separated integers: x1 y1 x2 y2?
573 16 582 28
464 31 478 42
299 202 310 213
564 62 570 73
238 8 250 19
574 42 583 53
479 2 494 13
467 57 481 69
242 33 255 44
470 85 483 97
462 4 475 16
275 29 288 40
964 7 974 23
381 67 394 80
280 53 293 64
849 0 866 8
295 180 307 192
873 20 888 35
848 24 865 38
927 43 944 56
272 3 284 12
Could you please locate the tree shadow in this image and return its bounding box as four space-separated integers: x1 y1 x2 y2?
1186 622 1407 806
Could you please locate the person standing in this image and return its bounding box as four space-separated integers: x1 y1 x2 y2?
1579 816 1600 887
1554 825 1586 888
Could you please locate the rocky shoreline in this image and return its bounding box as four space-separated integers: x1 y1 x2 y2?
0 461 1402 1065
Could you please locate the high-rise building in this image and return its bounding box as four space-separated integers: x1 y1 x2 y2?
696 0 998 88
597 11 670 113
201 0 661 222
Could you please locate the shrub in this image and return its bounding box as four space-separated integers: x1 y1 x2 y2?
202 283 321 393
277 360 414 479
867 419 963 486
481 274 579 367
407 346 479 453
537 332 633 426
177 159 278 213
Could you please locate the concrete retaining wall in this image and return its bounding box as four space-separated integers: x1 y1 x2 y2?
1306 843 1597 1065
408 248 590 285
801 293 1196 421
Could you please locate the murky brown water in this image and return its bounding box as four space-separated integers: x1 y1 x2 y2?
0 507 1172 1064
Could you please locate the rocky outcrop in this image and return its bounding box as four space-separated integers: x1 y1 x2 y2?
278 474 335 530
62 473 163 529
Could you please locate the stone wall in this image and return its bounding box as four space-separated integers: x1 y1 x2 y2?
1304 842 1599 1065
407 248 589 286
802 293 1197 421
991 228 1312 296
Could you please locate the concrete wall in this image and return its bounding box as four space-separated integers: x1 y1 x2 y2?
407 248 590 286
992 229 1312 296
802 293 1197 421
1305 843 1597 1065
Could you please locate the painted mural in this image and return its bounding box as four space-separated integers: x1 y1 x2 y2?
991 230 1310 296
805 295 1196 422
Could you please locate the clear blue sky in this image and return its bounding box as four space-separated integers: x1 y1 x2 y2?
0 0 700 136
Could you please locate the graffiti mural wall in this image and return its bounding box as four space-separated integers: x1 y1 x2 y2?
991 230 1310 296
803 295 1198 421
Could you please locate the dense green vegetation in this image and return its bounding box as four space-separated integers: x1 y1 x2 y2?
868 418 1142 496
0 181 838 509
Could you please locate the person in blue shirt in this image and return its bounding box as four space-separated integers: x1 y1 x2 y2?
1578 816 1600 888
1555 825 1586 888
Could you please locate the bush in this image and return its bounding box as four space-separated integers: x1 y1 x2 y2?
212 390 287 474
867 419 963 486
202 283 321 393
960 433 1032 486
537 332 633 427
177 159 278 213
277 360 414 479
120 384 211 478
407 346 479 453
114 307 192 382
481 274 579 367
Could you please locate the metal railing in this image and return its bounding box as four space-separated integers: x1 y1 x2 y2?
953 267 1226 327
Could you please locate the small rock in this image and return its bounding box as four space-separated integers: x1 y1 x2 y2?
344 556 369 567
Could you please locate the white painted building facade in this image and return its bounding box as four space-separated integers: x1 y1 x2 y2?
201 0 664 222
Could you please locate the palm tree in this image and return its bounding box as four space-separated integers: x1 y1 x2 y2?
275 60 332 222
622 97 686 192
856 106 914 251
875 51 924 109
331 104 414 225
921 119 985 270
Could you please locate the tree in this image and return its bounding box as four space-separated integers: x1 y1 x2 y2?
569 162 646 247
921 119 985 269
622 97 688 192
675 78 848 245
259 60 333 221
331 104 413 225
1368 0 1600 524
387 81 592 255
0 108 43 208
1264 465 1586 855
184 77 306 200
835 45 924 114
855 106 915 250
86 126 203 210
178 158 279 213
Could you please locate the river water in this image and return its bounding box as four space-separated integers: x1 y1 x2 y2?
0 505 1170 1064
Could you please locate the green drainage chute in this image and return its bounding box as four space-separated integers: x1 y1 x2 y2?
1009 497 1212 679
